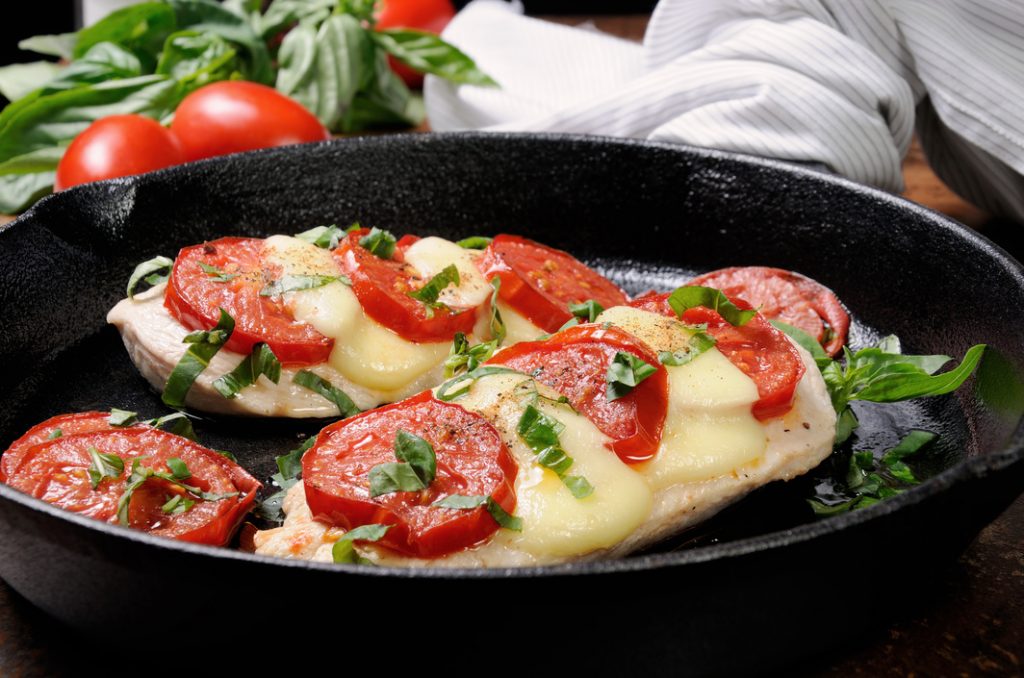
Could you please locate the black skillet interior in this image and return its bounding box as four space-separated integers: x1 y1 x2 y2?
1 133 1023 672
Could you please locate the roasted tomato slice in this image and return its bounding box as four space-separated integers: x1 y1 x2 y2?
1 411 115 482
303 391 517 558
629 291 806 420
3 426 260 545
164 237 333 366
478 234 628 332
487 324 668 463
333 230 477 343
688 266 849 356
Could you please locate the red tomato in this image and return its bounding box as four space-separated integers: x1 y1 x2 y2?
0 412 115 482
487 324 669 463
169 81 330 162
54 114 185 191
2 424 260 546
164 237 333 365
629 292 806 420
478 235 629 332
303 391 517 558
688 267 849 356
333 229 477 343
375 0 457 88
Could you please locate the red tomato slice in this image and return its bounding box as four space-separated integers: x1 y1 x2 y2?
332 230 477 343
688 267 849 356
3 427 260 546
487 324 668 463
478 235 629 332
164 237 333 366
1 411 114 482
629 292 806 420
303 391 517 558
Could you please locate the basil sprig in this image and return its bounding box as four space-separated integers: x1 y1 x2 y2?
108 407 139 427
198 262 238 283
517 404 593 499
488 276 506 345
444 333 498 378
668 286 756 326
213 342 281 398
332 524 391 565
368 430 437 498
126 255 173 297
145 411 197 440
293 370 360 417
456 236 492 250
87 447 124 489
433 494 523 532
808 430 937 516
161 494 195 515
162 308 235 408
295 224 345 250
435 365 523 402
259 274 348 297
408 264 460 317
358 227 397 259
371 30 498 87
658 332 717 366
117 457 237 526
606 352 657 401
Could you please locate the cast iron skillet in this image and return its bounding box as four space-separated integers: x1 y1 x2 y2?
1 134 1022 673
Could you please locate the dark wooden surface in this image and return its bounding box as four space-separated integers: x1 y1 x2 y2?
2 13 1022 677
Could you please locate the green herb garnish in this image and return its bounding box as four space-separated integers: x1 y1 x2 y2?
293 370 360 418
87 447 124 489
455 236 492 250
259 274 348 297
433 494 523 531
213 342 282 398
568 299 604 323
332 524 390 565
108 407 139 427
161 494 196 515
658 332 716 366
408 264 460 317
117 458 237 526
358 227 397 259
444 333 497 378
606 351 657 401
517 404 593 499
368 430 437 497
295 224 345 250
667 286 756 326
488 276 506 345
198 261 238 283
162 308 234 408
126 255 173 297
435 365 523 402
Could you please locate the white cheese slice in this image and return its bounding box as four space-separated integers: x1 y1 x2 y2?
402 236 492 309
497 301 545 344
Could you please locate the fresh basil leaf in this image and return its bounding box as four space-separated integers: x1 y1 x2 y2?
47 428 63 440
156 30 243 94
658 332 716 367
444 333 497 378
557 317 580 332
260 273 347 297
42 43 144 94
127 256 174 297
667 286 756 326
887 461 917 484
0 62 65 101
372 29 498 87
257 0 335 40
87 447 125 490
807 497 858 516
435 365 523 402
332 523 390 564
358 226 397 259
845 454 866 489
517 404 592 497
293 370 360 417
166 457 191 480
488 276 507 345
393 429 436 485
108 408 139 427
18 33 78 60
513 379 574 411
0 147 61 214
74 3 176 67
144 412 197 440
433 494 523 531
118 458 237 526
834 407 859 446
569 299 604 323
277 435 317 480
161 494 196 515
213 342 282 398
771 320 832 368
606 351 657 400
881 430 937 466
562 475 595 500
368 462 428 497
535 445 573 476
849 345 986 403
166 0 274 84
294 224 345 250
162 308 235 408
409 264 460 306
199 261 239 283
338 44 424 132
456 236 492 250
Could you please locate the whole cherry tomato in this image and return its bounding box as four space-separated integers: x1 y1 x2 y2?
376 0 457 88
170 81 330 162
54 114 185 191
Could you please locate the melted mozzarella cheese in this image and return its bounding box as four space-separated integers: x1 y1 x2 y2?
497 301 546 344
403 237 492 309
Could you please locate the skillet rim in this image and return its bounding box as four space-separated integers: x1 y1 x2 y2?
1 131 1022 579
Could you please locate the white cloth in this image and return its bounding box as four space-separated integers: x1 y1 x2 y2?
425 0 1024 221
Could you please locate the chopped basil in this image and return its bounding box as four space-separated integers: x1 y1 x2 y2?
667 286 756 326
198 262 238 283
117 458 238 526
513 379 573 411
368 430 437 497
435 365 523 402
144 412 197 441
408 264 460 312
126 255 173 297
444 333 498 378
47 428 62 440
658 332 716 367
259 274 348 297
277 435 317 481
606 351 658 401
293 370 360 417
87 447 124 490
295 224 345 250
108 408 138 427
359 227 397 259
881 430 936 466
213 343 282 398
568 299 604 323
162 308 235 409
433 494 523 531
456 236 492 250
517 404 593 499
166 457 191 481
332 524 390 564
488 276 506 345
161 494 195 515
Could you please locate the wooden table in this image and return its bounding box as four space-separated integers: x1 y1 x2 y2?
2 13 1022 677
